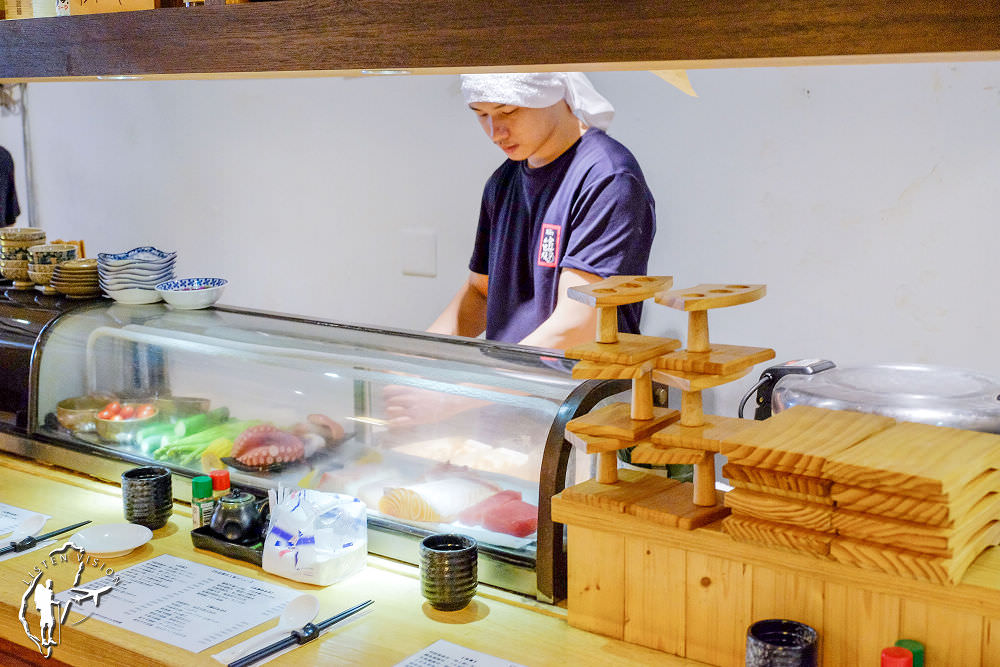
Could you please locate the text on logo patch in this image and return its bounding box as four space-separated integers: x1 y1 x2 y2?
537 224 560 268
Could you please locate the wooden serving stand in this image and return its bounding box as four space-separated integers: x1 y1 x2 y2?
552 276 1000 666
562 278 772 525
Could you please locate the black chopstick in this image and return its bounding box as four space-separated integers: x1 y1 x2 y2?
0 520 91 556
228 599 373 667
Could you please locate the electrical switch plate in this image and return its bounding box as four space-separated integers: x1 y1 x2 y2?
401 228 437 277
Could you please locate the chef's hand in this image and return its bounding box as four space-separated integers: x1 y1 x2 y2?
381 384 488 429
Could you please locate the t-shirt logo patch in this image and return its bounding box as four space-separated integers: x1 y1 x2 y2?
537 224 560 268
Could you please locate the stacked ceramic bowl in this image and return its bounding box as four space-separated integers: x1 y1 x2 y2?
27 243 78 294
50 258 101 299
0 227 46 288
98 247 177 304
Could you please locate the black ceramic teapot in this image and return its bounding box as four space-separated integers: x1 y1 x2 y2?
210 489 267 543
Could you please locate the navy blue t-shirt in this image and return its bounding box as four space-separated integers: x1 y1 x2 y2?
469 128 656 343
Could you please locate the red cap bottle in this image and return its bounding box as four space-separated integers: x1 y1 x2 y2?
209 469 231 499
881 646 913 667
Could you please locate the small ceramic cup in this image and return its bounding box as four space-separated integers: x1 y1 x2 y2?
28 243 77 266
419 533 478 611
121 466 173 530
745 619 818 667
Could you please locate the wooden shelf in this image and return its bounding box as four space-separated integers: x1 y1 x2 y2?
2 0 1000 81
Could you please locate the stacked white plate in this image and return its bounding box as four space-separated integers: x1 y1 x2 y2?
98 247 177 304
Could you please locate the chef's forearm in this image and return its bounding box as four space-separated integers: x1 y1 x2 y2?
427 273 488 338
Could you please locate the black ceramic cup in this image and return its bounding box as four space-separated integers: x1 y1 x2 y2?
745 619 818 667
121 466 173 530
419 533 477 611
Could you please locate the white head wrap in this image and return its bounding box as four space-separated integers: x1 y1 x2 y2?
460 72 615 130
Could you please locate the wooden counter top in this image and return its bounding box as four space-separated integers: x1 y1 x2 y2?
0 453 702 666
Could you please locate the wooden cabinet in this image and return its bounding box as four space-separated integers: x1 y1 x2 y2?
2 0 1000 81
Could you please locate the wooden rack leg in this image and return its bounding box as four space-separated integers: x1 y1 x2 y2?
631 372 652 421
680 390 704 427
596 306 618 344
694 456 716 506
687 310 710 353
597 451 619 484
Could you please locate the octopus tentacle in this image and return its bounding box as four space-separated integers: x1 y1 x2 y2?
233 424 305 466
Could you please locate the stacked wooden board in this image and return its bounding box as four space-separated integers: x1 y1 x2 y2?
720 405 1000 584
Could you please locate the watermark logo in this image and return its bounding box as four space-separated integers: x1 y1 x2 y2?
17 542 121 659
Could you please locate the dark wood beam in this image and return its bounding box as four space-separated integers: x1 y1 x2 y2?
2 0 1000 81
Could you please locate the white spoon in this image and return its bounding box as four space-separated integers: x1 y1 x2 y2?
10 514 46 542
237 593 320 656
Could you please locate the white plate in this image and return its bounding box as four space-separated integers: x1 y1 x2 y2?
100 279 168 291
99 269 175 281
70 523 153 558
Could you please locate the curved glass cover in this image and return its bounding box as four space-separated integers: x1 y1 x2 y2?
34 302 587 566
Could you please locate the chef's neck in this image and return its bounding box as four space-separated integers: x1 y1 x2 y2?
526 119 589 169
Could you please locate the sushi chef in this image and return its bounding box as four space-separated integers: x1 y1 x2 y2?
426 72 657 350
385 73 657 429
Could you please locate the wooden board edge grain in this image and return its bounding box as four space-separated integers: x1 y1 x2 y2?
551 499 1000 617
727 477 833 506
722 514 832 558
5 1 1000 80
723 462 832 498
723 487 834 532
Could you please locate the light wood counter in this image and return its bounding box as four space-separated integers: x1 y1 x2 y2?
0 452 704 666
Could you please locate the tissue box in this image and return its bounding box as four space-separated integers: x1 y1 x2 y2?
262 489 367 586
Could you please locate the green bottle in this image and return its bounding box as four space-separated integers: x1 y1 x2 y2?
894 639 924 667
191 476 215 529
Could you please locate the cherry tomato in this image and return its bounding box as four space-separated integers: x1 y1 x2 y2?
110 414 124 421
119 405 136 420
103 401 122 416
97 408 114 420
136 404 156 419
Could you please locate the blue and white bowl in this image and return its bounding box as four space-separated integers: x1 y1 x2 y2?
98 246 177 268
154 278 227 310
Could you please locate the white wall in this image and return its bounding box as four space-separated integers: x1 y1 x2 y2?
1 63 998 417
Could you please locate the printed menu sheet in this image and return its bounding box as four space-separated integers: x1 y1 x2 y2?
55 554 298 653
0 503 50 537
394 640 527 667
0 504 53 562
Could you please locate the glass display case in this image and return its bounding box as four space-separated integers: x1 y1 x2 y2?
5 298 633 601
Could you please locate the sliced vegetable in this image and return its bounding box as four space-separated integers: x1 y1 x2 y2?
153 419 260 462
136 422 176 442
201 451 224 473
173 407 230 438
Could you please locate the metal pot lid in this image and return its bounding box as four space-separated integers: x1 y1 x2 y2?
772 363 1000 433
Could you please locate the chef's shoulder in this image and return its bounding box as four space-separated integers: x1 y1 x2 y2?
573 129 650 190
480 158 521 199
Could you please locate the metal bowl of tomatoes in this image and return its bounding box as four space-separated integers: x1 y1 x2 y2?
95 401 160 444
56 394 119 433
